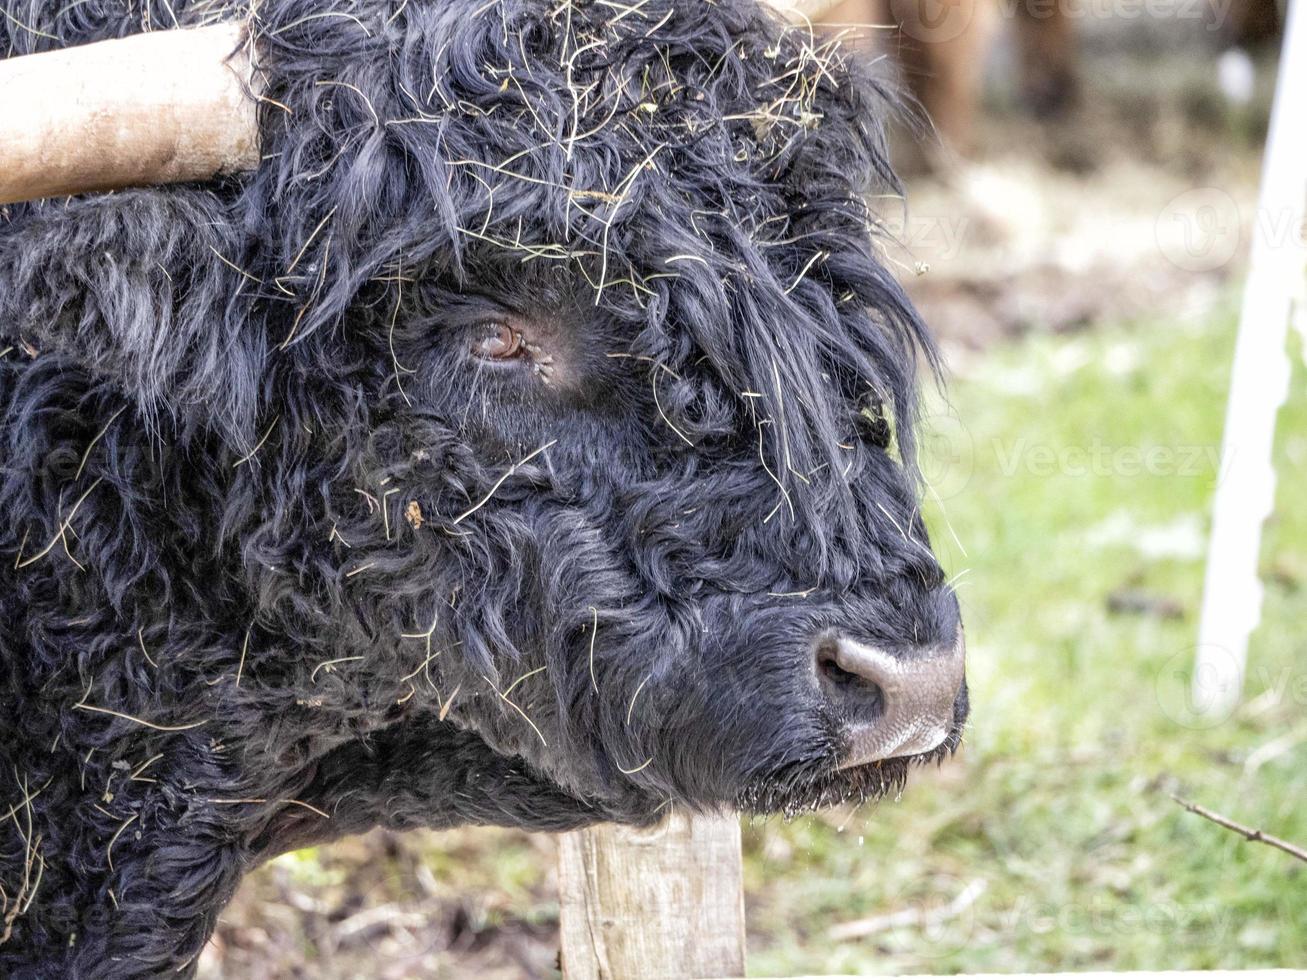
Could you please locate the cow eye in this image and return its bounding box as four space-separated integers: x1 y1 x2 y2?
472 322 523 361
856 392 892 449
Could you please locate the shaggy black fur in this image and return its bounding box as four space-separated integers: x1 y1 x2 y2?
0 0 967 975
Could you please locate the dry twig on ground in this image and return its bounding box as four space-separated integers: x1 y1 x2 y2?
1171 795 1307 864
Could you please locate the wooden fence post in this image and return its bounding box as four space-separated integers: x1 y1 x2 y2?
557 811 746 980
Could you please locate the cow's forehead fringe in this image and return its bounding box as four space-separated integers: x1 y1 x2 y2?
235 0 934 490
246 0 901 301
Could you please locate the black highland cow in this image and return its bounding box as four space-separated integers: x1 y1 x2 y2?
0 0 968 975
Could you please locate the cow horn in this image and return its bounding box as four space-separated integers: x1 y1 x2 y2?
762 0 848 20
0 1 842 207
0 22 259 207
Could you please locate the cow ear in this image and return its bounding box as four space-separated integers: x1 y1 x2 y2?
0 190 265 441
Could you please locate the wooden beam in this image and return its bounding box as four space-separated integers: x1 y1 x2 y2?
558 811 746 980
0 23 258 206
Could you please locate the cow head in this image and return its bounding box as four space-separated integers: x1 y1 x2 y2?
0 0 966 832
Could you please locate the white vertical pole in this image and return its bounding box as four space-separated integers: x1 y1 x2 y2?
1194 1 1307 716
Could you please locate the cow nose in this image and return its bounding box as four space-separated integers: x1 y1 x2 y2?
814 630 966 767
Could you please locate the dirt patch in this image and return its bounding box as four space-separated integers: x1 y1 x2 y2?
200 828 559 979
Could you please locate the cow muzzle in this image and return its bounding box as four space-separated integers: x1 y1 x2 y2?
814 630 966 768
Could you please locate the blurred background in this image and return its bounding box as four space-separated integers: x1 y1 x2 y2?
201 1 1306 975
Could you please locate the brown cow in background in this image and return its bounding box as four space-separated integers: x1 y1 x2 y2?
820 0 1074 162
822 0 1280 167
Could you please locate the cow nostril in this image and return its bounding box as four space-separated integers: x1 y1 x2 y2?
820 656 862 688
813 631 967 767
817 644 868 689
815 640 884 722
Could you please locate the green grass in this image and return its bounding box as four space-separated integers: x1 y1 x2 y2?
742 295 1307 974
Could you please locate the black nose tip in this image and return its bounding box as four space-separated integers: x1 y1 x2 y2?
814 630 966 766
